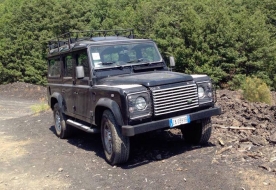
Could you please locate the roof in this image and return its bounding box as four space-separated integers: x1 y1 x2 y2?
91 36 129 41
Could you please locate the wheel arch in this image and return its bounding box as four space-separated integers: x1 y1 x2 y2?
95 98 124 127
50 92 63 111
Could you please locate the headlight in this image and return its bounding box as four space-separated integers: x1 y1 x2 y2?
196 80 215 104
198 87 205 98
135 97 147 110
127 92 151 120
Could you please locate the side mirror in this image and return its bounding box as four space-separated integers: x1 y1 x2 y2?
169 56 175 67
76 66 84 79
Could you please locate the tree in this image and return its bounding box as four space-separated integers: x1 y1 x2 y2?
0 0 275 89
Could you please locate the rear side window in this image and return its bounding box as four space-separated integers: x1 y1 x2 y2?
48 58 61 77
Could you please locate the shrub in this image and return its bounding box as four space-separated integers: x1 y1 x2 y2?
242 77 272 105
228 74 247 90
30 103 50 114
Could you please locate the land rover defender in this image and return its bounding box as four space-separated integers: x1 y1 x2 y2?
47 29 221 165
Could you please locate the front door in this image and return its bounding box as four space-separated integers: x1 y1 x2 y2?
74 51 91 121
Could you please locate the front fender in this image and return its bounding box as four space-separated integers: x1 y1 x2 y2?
95 98 123 126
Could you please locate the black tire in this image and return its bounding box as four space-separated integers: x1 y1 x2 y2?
53 103 72 139
181 118 212 144
101 110 130 165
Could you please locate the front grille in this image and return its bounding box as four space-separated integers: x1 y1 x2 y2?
152 83 199 116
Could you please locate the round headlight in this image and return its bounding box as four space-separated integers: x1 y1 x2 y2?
135 97 147 110
198 87 205 98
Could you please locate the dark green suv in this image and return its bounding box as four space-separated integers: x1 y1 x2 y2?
47 29 221 165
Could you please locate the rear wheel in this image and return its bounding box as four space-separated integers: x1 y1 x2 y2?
101 110 130 165
181 118 212 144
53 103 73 139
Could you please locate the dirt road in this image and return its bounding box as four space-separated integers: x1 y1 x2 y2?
0 93 275 189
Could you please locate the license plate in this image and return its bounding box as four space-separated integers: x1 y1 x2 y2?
169 115 190 128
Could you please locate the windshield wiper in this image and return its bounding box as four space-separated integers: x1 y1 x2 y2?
127 58 151 64
133 61 164 70
101 62 115 65
126 59 141 64
95 63 132 70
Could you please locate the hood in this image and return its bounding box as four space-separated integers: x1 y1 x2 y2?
97 71 193 87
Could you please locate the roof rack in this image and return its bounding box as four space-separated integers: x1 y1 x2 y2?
48 29 134 52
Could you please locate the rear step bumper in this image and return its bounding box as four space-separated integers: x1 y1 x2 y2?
66 119 100 133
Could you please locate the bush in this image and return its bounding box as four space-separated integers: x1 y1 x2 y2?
30 103 50 114
242 77 272 105
228 74 247 90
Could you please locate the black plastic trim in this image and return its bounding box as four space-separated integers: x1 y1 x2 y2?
95 98 123 126
122 107 221 136
50 92 64 111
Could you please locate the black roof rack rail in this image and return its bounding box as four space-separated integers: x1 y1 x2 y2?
48 29 134 52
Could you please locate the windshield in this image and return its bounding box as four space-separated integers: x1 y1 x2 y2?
89 42 162 69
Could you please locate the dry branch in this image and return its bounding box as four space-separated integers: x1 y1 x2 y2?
213 124 255 130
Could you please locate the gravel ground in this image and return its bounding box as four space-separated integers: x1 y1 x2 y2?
0 82 275 189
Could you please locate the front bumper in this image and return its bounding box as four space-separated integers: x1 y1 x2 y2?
122 107 221 136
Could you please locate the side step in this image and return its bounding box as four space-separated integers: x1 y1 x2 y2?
66 119 100 133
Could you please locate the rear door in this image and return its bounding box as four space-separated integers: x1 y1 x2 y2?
62 54 75 114
48 57 63 106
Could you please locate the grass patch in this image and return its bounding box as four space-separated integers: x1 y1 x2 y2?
30 103 50 114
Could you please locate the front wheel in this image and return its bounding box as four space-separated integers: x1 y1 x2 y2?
101 110 130 165
181 118 212 144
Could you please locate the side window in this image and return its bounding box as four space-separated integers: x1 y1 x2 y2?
48 58 61 77
64 55 73 77
77 52 89 77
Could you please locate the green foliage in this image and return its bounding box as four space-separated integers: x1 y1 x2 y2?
228 74 247 90
242 77 272 105
0 0 275 88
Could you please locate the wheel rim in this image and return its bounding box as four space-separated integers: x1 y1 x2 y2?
103 123 112 154
55 111 61 133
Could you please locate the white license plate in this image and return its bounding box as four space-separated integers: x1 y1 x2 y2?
169 115 190 128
